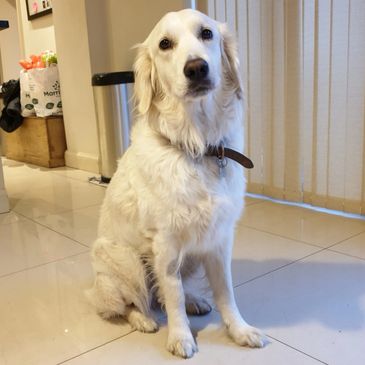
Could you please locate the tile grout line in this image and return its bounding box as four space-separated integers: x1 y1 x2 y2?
237 224 325 249
11 201 102 224
0 251 89 280
55 330 329 365
324 230 365 262
326 249 365 262
233 229 365 290
55 330 137 365
266 335 329 365
14 211 92 249
33 203 102 221
233 247 327 289
239 222 365 250
49 171 96 184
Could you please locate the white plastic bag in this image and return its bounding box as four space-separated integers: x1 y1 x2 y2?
31 65 62 117
20 70 36 117
20 66 62 117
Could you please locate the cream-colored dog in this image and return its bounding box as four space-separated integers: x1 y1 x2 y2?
88 9 266 358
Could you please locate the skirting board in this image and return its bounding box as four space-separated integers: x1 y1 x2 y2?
65 150 99 173
0 189 10 213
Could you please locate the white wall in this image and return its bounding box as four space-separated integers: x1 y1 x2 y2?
52 0 192 173
52 0 99 172
0 0 21 81
85 0 192 73
100 0 190 72
15 0 56 57
2 0 194 174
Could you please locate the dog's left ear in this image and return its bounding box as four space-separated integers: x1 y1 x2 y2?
219 23 242 99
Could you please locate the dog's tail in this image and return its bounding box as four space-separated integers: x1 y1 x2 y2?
86 238 150 317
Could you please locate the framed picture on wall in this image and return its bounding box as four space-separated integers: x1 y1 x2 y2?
26 0 52 20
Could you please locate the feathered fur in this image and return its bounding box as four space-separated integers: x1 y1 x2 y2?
87 9 266 358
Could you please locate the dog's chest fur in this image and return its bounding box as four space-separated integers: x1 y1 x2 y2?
129 124 244 252
103 94 245 253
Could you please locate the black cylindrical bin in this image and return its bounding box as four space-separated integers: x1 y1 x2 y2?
92 71 134 183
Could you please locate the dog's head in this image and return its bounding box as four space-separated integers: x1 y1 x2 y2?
134 9 242 115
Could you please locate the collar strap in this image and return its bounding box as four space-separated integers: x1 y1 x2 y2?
205 145 254 169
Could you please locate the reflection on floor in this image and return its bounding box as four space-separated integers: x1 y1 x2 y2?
1 158 365 365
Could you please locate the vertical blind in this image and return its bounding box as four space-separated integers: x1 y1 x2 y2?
207 0 365 214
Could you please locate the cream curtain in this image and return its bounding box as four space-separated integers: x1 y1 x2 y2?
206 0 365 215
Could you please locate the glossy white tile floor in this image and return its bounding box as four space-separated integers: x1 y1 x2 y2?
1 157 365 365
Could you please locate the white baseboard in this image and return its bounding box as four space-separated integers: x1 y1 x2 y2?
0 189 10 214
65 150 99 173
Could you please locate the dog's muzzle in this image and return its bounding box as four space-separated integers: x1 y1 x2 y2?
184 58 212 96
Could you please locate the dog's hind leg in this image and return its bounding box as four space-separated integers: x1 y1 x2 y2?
125 306 159 333
86 272 126 320
184 292 212 316
86 274 159 332
87 237 156 331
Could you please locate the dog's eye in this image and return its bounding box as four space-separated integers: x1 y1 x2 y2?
201 28 213 40
159 38 172 50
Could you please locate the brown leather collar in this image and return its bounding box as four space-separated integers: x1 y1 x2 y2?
205 145 254 169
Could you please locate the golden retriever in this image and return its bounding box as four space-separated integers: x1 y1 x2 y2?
87 9 266 358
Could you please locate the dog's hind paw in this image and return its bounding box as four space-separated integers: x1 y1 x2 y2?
229 325 268 348
167 332 198 358
185 294 212 316
126 308 159 333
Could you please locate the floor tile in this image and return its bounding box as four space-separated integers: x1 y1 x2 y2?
329 231 365 260
8 178 105 219
2 158 365 364
2 157 38 170
34 205 101 247
0 211 25 226
60 311 322 365
4 169 66 196
0 253 133 365
51 167 95 183
2 160 105 219
0 218 88 277
233 250 365 365
245 196 264 206
241 201 365 247
232 225 321 286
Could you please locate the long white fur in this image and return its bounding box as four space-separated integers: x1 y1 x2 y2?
87 9 266 358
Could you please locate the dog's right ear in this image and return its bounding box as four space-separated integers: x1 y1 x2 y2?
133 44 154 115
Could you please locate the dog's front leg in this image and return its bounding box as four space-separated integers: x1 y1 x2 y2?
203 235 267 348
153 240 197 358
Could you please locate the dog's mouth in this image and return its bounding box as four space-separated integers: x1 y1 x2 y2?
186 80 213 98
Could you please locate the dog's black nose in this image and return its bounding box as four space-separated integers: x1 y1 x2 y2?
184 58 209 81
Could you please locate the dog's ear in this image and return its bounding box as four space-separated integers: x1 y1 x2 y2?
133 44 155 115
219 23 242 99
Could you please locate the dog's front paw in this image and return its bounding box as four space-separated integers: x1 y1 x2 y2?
167 332 198 358
229 325 267 348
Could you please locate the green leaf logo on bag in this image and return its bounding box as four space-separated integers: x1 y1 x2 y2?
57 101 62 108
46 102 55 109
32 98 38 105
25 104 34 110
44 81 61 97
52 81 60 92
